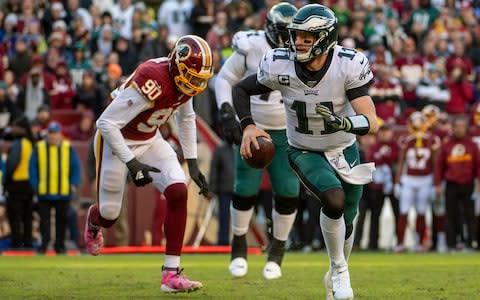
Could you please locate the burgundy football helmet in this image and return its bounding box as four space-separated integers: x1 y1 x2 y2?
168 35 213 97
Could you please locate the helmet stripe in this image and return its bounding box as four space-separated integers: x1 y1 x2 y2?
194 36 212 70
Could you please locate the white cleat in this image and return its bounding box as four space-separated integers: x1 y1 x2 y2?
324 270 334 300
262 261 282 280
332 266 354 300
229 257 248 278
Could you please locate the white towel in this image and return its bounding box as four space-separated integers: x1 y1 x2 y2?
324 149 376 185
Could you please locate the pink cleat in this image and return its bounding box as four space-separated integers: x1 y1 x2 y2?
161 267 203 293
84 205 104 256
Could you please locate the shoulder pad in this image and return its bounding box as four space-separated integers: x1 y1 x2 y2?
232 31 264 56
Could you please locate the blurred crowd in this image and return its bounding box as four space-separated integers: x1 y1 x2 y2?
0 0 479 253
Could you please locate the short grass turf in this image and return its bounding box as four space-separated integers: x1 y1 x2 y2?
0 252 479 299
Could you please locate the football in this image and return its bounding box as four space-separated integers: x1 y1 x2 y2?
245 136 275 169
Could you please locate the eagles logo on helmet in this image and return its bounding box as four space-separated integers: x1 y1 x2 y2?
265 2 298 48
168 35 214 97
287 4 339 62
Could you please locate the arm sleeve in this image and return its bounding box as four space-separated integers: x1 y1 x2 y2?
70 147 82 186
96 87 152 163
214 52 247 108
232 74 273 129
175 100 197 159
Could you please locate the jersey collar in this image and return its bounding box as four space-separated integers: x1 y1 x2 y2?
294 49 334 88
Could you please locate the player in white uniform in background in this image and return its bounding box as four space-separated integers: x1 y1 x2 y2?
215 2 299 280
84 35 212 293
232 4 378 300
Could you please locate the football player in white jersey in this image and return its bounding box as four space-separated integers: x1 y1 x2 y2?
215 2 299 280
232 4 378 300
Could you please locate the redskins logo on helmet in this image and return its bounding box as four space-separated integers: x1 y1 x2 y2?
407 111 428 134
421 104 440 129
472 103 480 126
169 35 213 97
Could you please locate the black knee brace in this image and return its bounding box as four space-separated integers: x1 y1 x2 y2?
232 194 257 211
321 187 345 220
274 196 298 215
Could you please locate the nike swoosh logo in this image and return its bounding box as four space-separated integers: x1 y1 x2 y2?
349 159 357 168
360 58 365 65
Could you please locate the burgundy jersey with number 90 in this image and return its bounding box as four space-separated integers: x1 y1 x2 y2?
116 58 191 141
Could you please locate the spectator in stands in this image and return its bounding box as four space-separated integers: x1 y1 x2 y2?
29 121 81 254
114 36 137 76
139 24 170 62
8 36 32 81
17 66 50 121
209 137 234 245
111 0 135 40
96 63 122 119
189 0 215 39
3 70 20 103
5 116 35 249
68 42 92 87
416 63 450 111
92 24 115 58
19 55 55 95
405 0 439 39
445 60 474 115
24 19 47 55
0 81 20 130
446 40 474 80
64 110 95 141
41 2 67 38
365 35 394 67
50 61 76 110
30 104 50 140
435 116 480 251
74 70 104 114
90 51 107 84
206 11 229 51
157 0 193 38
395 36 424 109
369 64 402 122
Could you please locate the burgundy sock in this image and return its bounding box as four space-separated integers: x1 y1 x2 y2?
163 183 188 256
89 204 117 228
416 215 426 243
397 214 408 244
435 215 445 233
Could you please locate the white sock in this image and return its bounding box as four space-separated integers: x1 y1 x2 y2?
344 228 354 262
231 204 254 236
320 210 347 270
272 209 297 241
437 232 446 247
164 255 180 269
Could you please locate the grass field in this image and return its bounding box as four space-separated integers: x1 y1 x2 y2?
1 252 479 299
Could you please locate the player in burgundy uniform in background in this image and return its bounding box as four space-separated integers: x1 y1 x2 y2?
358 122 399 250
435 116 480 251
84 35 214 293
422 104 448 252
394 112 440 252
469 103 480 248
